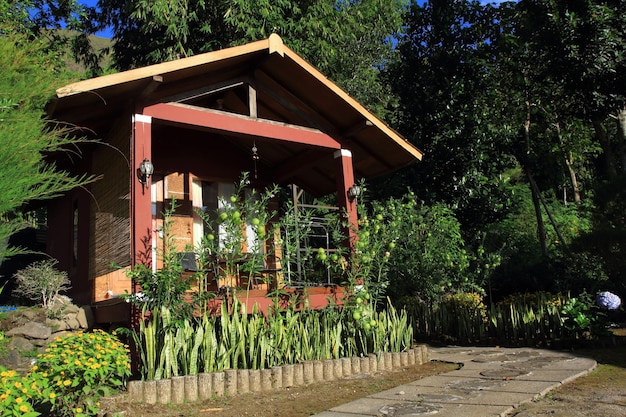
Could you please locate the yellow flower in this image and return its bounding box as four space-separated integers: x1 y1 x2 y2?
63 379 71 386
16 397 23 404
31 365 38 371
49 392 56 399
19 405 30 412
75 407 83 413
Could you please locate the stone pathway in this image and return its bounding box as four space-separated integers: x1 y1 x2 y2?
311 346 597 417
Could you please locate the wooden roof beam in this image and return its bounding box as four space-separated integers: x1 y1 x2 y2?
154 79 246 105
143 102 342 150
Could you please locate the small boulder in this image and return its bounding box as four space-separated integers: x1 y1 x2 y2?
6 322 52 340
76 305 95 329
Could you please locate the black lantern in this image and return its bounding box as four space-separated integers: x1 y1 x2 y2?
347 184 361 202
138 158 154 187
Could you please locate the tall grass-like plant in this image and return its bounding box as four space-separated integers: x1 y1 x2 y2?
404 291 588 346
488 292 565 343
132 294 414 380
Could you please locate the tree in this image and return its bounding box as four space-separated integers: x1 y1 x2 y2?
385 0 516 230
385 0 617 298
1 0 105 76
96 0 406 117
0 29 95 262
517 0 626 180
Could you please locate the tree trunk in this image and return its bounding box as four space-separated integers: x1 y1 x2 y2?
522 104 548 258
593 118 617 179
564 150 581 203
617 107 626 175
555 122 581 203
528 171 548 258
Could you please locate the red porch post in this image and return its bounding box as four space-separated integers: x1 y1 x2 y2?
131 113 153 270
334 149 358 250
130 113 153 373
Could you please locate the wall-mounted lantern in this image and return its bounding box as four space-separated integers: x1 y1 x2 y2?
137 158 154 188
347 184 361 202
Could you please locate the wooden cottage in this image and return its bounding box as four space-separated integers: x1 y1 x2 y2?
46 34 422 322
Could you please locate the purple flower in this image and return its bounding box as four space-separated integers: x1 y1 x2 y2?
596 291 622 311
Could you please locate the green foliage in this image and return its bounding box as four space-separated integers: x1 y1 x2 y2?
98 0 405 116
12 260 71 309
0 0 105 75
381 195 472 302
224 0 407 116
486 186 603 297
31 329 131 416
404 292 487 344
319 192 402 302
386 0 516 228
0 366 49 417
131 294 413 380
488 292 565 344
560 292 609 340
196 172 279 289
0 330 130 417
0 32 96 261
125 199 193 322
405 290 613 346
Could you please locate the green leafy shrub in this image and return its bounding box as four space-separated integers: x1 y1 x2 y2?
31 329 131 416
0 366 52 417
12 260 71 310
383 197 471 302
560 292 609 339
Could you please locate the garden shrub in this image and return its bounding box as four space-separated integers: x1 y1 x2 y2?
560 291 611 339
0 366 51 417
30 329 131 416
12 260 71 310
0 330 132 416
383 198 472 303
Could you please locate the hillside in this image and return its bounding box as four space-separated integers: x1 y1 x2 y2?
60 30 114 74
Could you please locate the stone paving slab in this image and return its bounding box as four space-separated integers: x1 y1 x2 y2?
327 397 510 417
310 346 597 417
513 368 594 384
369 383 533 406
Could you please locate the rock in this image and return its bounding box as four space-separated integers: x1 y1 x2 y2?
0 348 32 372
45 318 70 332
6 322 51 340
64 317 81 330
8 335 35 353
76 305 94 329
20 310 40 321
62 304 80 315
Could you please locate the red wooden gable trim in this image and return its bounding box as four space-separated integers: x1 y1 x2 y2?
143 102 342 150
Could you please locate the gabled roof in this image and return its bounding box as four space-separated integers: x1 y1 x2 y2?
49 34 421 195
